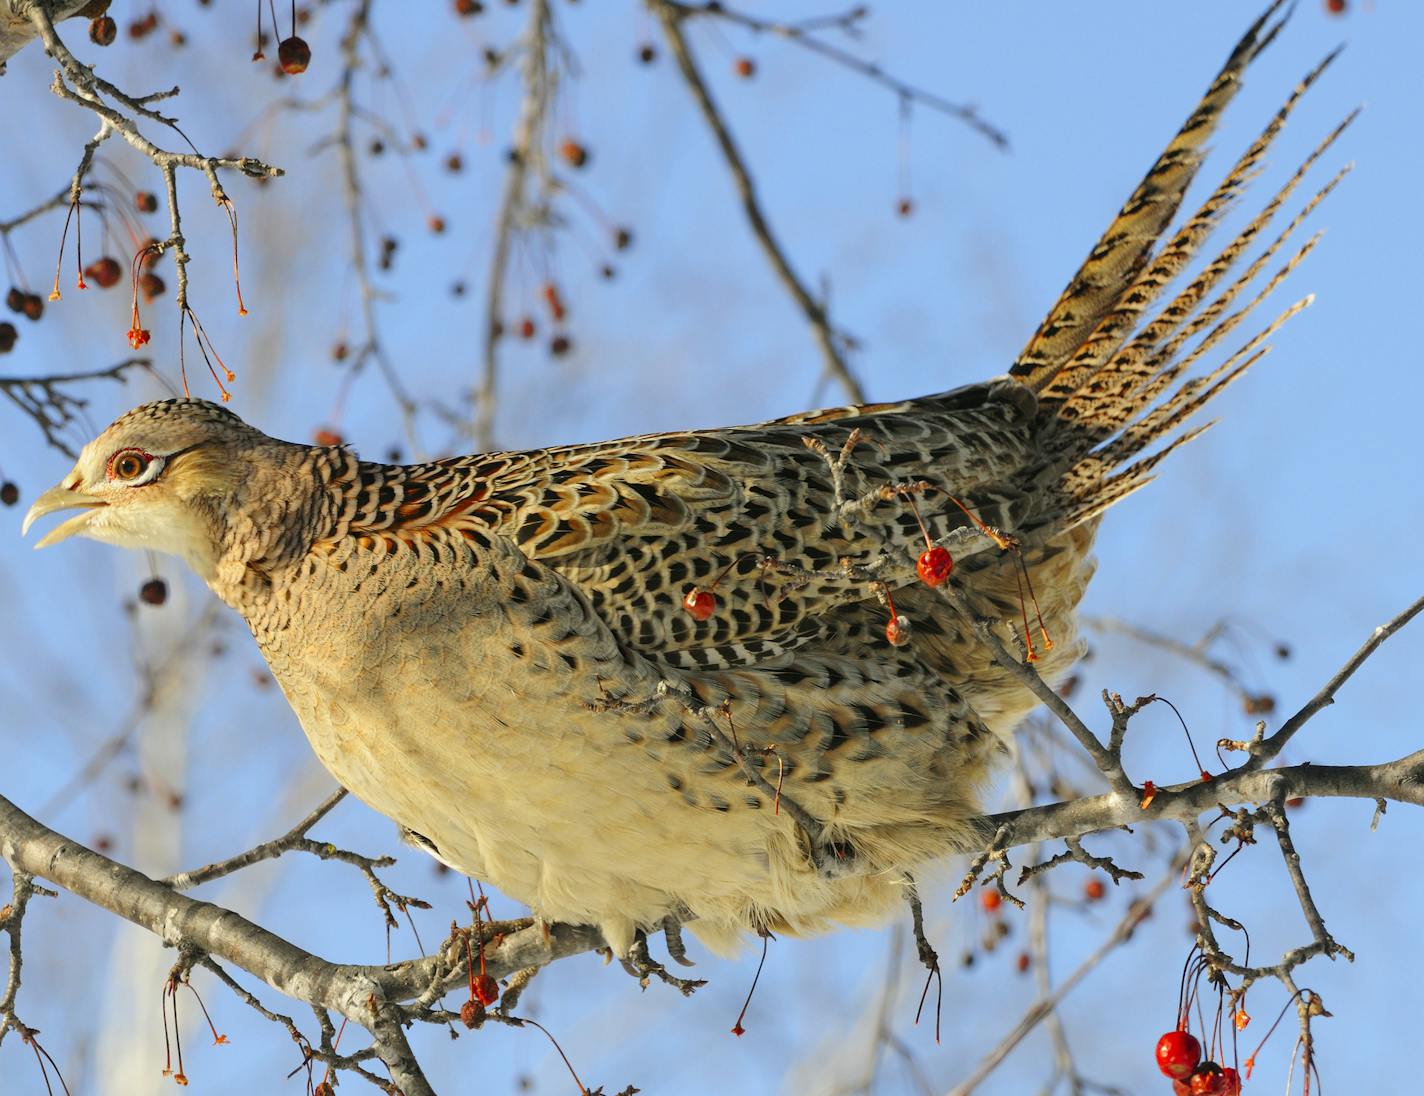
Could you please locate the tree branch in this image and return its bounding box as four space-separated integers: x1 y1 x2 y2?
1247 593 1424 769
654 0 868 405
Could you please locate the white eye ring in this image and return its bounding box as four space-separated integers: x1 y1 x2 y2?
107 448 165 486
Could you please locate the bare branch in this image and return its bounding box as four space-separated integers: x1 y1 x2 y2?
164 789 348 891
654 0 868 404
476 0 555 451
667 1 1009 149
940 584 1138 799
1248 593 1424 769
333 0 419 440
978 750 1424 851
0 358 153 457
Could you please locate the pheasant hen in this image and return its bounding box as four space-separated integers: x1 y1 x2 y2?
23 5 1344 959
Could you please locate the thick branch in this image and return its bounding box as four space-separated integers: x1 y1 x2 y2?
0 0 88 70
0 785 607 1013
0 792 441 1093
977 751 1424 852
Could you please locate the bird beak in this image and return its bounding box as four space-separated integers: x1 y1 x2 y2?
22 479 107 548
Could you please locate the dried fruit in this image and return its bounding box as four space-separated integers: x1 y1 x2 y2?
89 15 117 46
139 272 165 302
549 334 571 357
278 35 311 74
916 546 952 587
734 57 756 78
1154 1029 1202 1080
979 888 1002 913
21 293 43 321
0 322 16 354
637 43 656 64
897 197 914 218
518 316 536 340
0 481 19 506
885 614 911 646
135 191 159 213
5 288 24 313
455 0 485 13
1084 877 1106 902
128 13 158 40
683 587 715 621
613 227 633 251
84 257 122 288
1188 1062 1226 1095
472 973 499 1005
1243 693 1275 715
459 998 483 1028
139 578 168 606
559 138 589 169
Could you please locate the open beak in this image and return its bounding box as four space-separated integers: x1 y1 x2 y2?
22 480 107 549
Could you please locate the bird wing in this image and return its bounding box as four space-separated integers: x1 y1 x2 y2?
325 380 1037 670
314 0 1347 680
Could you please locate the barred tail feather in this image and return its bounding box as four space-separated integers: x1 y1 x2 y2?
1005 8 1354 541
1009 1 1292 392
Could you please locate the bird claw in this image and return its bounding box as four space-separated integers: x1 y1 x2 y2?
620 931 707 996
661 915 696 968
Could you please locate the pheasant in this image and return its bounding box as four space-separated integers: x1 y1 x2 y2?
23 5 1346 961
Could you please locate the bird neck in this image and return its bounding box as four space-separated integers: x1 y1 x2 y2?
205 444 352 613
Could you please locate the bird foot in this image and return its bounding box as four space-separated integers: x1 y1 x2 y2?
661 915 697 968
619 931 707 996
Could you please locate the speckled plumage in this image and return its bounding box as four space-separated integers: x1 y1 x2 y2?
26 6 1345 957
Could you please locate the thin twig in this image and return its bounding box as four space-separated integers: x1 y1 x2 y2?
667 1 1009 149
476 0 555 451
1247 593 1424 769
333 0 418 442
655 0 867 404
0 359 152 457
164 789 348 891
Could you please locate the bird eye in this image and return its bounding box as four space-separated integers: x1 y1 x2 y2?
109 449 155 483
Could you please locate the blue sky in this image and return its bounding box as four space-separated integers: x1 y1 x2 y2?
1 2 1420 1093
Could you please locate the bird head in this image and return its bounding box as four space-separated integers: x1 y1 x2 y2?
22 398 275 582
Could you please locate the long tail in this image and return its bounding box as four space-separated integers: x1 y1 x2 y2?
1010 2 1354 534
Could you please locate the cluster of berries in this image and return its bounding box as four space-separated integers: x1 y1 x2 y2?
1156 1029 1242 1095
